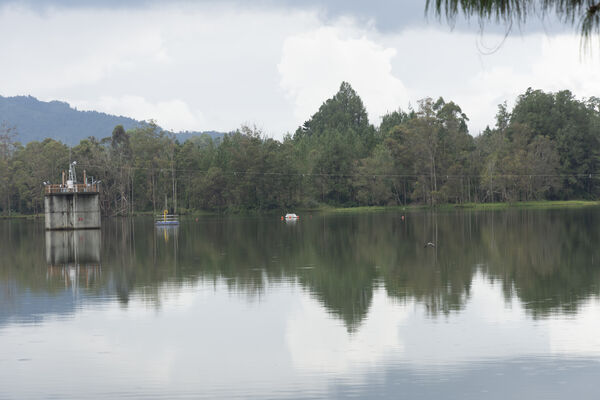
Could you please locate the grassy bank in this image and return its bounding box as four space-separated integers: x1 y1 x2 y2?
0 213 43 219
321 200 600 214
449 200 600 210
2 200 599 220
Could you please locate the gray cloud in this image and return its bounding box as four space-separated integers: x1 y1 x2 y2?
0 0 591 139
0 0 569 35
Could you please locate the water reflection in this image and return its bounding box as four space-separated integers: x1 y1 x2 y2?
45 229 101 265
2 209 600 398
155 225 179 244
44 229 102 291
2 210 600 325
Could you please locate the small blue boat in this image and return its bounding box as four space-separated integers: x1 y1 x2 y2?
156 220 179 226
156 210 179 225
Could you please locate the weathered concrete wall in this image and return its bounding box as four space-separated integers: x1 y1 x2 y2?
44 193 101 230
45 229 101 265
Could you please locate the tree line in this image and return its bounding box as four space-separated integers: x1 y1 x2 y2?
1 82 600 216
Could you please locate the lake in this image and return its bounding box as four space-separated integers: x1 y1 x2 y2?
2 208 600 399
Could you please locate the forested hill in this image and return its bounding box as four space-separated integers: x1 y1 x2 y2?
0 95 224 145
0 95 140 145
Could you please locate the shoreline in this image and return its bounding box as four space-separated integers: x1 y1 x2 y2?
321 200 600 214
2 200 599 220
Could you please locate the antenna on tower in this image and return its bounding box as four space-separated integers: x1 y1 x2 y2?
68 161 77 187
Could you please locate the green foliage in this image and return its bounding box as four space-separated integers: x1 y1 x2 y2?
9 139 69 213
295 81 375 154
509 88 600 198
2 84 600 215
426 0 600 48
0 122 17 215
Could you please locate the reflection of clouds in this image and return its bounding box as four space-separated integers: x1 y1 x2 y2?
0 281 316 399
549 301 600 356
4 275 600 398
398 272 548 368
286 288 409 373
401 272 600 367
0 308 178 397
287 271 600 375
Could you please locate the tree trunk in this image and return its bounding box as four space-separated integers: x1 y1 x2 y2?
130 171 134 215
152 172 156 215
172 165 177 214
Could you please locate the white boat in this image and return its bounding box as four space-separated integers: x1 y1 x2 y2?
284 213 299 220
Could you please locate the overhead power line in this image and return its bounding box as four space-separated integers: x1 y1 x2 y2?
75 163 600 180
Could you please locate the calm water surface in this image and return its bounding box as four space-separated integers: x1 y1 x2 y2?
2 209 600 399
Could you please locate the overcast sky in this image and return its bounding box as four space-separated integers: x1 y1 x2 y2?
1 0 599 139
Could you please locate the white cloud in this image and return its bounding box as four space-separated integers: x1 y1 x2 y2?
1 3 599 139
454 34 600 133
0 4 319 137
378 28 600 134
74 96 204 132
0 6 169 92
278 24 410 128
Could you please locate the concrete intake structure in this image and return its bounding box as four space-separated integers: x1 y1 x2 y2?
44 162 101 230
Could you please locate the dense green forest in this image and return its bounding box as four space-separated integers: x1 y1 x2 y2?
1 82 600 216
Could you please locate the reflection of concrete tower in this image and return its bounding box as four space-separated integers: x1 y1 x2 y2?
44 161 101 230
45 230 101 265
45 229 102 289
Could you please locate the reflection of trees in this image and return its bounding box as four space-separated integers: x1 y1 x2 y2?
380 212 476 316
480 210 600 318
3 208 600 330
0 220 51 292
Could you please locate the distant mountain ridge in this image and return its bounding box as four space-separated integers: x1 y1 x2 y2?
0 95 224 145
